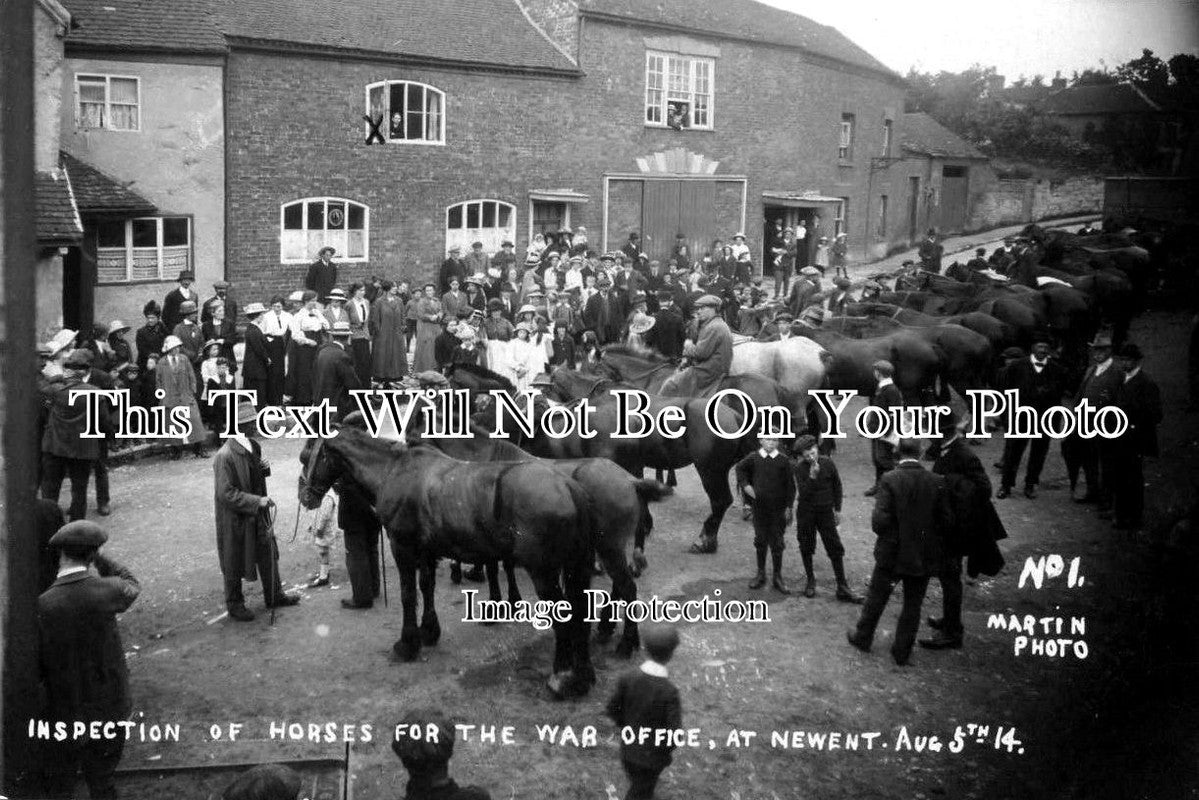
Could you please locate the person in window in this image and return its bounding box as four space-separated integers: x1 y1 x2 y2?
412 284 445 373
463 241 491 277
162 270 197 332
369 280 409 385
389 111 404 139
441 276 465 321
666 102 688 130
135 301 166 371
306 246 339 300
202 301 239 375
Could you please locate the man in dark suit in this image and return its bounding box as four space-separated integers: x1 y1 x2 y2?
865 360 904 496
1110 343 1162 532
37 520 139 798
161 270 197 332
918 229 944 274
338 482 381 610
644 291 686 358
848 438 954 666
583 274 626 346
1064 334 1121 504
621 232 644 267
921 410 998 650
998 336 1067 499
311 322 362 421
305 246 338 300
241 303 272 412
40 350 112 521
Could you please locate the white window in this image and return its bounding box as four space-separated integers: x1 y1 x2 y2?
95 217 190 283
445 199 515 257
75 74 140 131
882 119 893 157
834 199 848 238
280 198 369 263
365 81 445 145
645 52 714 130
839 114 855 160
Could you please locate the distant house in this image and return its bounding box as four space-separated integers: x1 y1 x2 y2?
1038 82 1161 139
894 112 992 239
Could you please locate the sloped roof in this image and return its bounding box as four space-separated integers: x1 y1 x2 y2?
62 0 226 54
901 112 986 160
35 169 83 245
1039 82 1161 116
579 0 898 79
60 152 156 214
210 0 578 72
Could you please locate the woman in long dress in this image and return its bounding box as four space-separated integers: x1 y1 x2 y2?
412 284 443 373
370 280 408 383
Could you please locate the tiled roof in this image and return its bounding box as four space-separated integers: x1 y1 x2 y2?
35 169 83 245
62 0 227 54
1039 83 1161 116
579 0 898 78
210 0 578 72
901 112 987 160
60 151 156 214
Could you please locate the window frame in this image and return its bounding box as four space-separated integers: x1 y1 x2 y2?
644 51 715 131
876 194 889 241
279 197 370 264
364 80 447 146
882 119 893 158
834 199 848 238
75 73 141 132
528 200 571 244
445 199 517 256
839 113 855 161
95 215 192 284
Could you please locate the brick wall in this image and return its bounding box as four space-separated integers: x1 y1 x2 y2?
223 19 907 301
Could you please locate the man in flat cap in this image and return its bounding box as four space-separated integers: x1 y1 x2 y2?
645 290 686 359
306 246 338 300
440 245 467 294
824 277 853 316
37 520 139 797
40 350 115 521
312 321 362 421
202 280 239 326
787 266 821 319
161 270 197 332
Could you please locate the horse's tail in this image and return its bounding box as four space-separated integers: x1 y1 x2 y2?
566 479 598 567
631 478 673 503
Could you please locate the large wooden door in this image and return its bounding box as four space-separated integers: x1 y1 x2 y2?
640 180 718 263
940 166 968 233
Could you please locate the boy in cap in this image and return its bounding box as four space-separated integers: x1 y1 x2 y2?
793 434 861 602
391 710 491 800
37 520 139 797
734 432 795 592
606 623 683 800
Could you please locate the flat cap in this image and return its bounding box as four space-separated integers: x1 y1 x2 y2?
1001 346 1025 359
833 277 851 289
694 294 722 308
800 266 821 277
49 520 108 549
415 370 448 385
179 300 198 314
871 359 894 373
213 280 231 289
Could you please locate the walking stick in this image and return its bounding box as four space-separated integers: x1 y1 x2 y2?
379 526 389 607
265 501 279 627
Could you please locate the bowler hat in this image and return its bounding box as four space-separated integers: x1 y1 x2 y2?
49 520 108 550
143 300 162 317
1088 334 1113 348
177 271 194 282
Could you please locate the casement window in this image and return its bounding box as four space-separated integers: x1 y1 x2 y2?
76 74 140 131
95 216 190 283
445 199 516 256
365 81 445 144
645 52 714 130
280 198 369 263
834 199 848 238
839 114 855 160
882 119 893 157
876 195 889 240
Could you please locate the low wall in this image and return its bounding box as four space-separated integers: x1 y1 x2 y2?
968 176 1102 232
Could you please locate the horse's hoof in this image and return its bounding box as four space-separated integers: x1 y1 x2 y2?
688 538 717 555
393 638 421 662
631 548 647 574
546 671 570 699
420 622 441 646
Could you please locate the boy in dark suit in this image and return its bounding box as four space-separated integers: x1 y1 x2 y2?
606 624 683 800
735 435 795 593
793 434 862 603
848 438 954 666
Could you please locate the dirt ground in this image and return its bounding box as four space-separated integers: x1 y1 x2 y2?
76 308 1198 800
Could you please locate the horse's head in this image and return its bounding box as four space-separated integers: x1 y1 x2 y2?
298 437 341 510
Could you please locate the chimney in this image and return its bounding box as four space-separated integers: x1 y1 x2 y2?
512 0 579 64
1051 70 1066 90
985 74 1005 97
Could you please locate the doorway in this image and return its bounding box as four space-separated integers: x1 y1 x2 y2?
762 205 820 270
907 177 921 243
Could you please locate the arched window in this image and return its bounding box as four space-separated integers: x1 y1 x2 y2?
445 200 516 257
280 198 369 263
366 81 445 145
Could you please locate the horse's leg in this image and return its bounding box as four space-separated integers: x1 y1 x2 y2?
564 560 596 693
529 569 573 698
486 560 502 604
598 535 640 659
630 500 651 577
389 534 422 662
666 468 677 488
418 555 441 646
450 560 462 585
503 558 522 605
692 463 734 554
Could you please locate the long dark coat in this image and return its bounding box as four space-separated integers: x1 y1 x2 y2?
156 353 207 444
38 555 139 722
931 437 1006 575
213 438 270 582
370 295 409 380
870 461 953 577
312 341 362 419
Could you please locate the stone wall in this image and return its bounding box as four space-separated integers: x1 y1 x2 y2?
1032 177 1105 219
968 176 1102 231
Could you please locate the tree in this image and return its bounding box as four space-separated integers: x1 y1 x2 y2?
1072 68 1116 87
1114 48 1169 94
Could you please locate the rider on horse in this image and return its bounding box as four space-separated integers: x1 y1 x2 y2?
660 294 733 397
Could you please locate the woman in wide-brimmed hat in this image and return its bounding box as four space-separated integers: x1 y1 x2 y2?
626 311 656 348
156 334 208 457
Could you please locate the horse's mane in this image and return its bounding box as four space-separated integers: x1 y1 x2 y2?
600 342 672 364
447 362 516 392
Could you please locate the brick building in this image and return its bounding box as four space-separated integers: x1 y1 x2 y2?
896 111 993 237
211 0 914 298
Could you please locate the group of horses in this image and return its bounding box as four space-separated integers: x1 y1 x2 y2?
294 222 1152 698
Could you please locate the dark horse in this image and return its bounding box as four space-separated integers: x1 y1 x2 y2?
300 426 598 697
446 362 756 554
